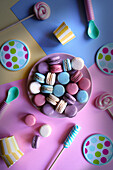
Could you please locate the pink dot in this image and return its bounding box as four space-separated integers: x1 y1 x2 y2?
104 141 111 147
86 141 90 146
85 148 88 154
103 68 109 72
100 157 107 163
5 53 10 59
3 45 9 51
25 53 28 59
111 49 113 55
102 48 109 54
23 46 27 51
6 62 12 67
103 149 109 155
111 70 113 73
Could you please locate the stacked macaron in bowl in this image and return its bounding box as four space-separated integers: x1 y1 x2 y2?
27 53 92 118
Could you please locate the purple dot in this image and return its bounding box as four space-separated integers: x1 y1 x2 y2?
104 141 111 147
25 53 28 59
111 49 113 55
103 149 109 155
102 48 109 54
6 62 12 67
85 148 88 154
103 68 109 72
3 45 9 51
86 141 90 146
5 53 10 59
23 46 27 51
100 157 107 163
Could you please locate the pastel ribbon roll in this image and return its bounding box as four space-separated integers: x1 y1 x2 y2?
34 2 50 20
95 93 113 110
53 22 75 45
84 0 95 21
64 125 81 148
0 136 24 168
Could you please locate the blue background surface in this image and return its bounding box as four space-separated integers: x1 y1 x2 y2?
11 0 113 68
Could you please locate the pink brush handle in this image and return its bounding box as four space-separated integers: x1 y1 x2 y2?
0 101 7 112
84 0 95 21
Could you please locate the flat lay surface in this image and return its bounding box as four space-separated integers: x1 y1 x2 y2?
0 0 113 170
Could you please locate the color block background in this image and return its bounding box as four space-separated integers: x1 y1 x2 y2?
0 0 113 170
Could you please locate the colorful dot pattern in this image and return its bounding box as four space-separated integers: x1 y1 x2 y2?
83 134 113 166
0 40 30 71
96 43 113 75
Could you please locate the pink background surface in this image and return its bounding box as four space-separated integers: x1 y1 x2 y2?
0 63 113 170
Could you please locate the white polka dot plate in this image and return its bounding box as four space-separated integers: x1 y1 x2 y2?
83 134 113 166
96 43 113 75
0 40 30 71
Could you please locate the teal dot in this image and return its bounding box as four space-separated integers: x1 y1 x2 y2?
19 59 25 65
9 41 15 46
107 63 113 69
87 154 93 160
93 159 99 165
12 56 18 62
95 151 101 157
91 137 97 143
99 61 106 68
105 55 111 61
13 64 19 69
16 43 22 49
97 143 103 149
18 51 24 57
10 48 16 54
89 145 95 152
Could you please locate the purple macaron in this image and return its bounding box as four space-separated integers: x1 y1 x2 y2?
63 93 76 105
37 61 49 74
32 135 40 149
48 56 61 65
42 103 55 116
65 105 78 118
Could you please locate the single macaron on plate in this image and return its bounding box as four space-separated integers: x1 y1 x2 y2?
27 53 92 118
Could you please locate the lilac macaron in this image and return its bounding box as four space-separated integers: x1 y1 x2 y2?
65 105 78 118
42 103 55 116
48 56 61 65
37 62 49 74
63 93 76 105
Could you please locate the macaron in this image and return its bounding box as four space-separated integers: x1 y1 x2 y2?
41 85 53 94
55 100 67 114
53 84 65 97
39 124 52 137
34 72 45 84
46 72 56 85
48 56 61 65
63 93 76 105
65 105 78 118
46 94 59 105
34 94 46 106
50 64 63 73
25 114 36 126
32 135 40 149
42 103 55 116
71 57 84 70
57 72 70 85
76 90 89 103
78 77 91 90
37 62 49 74
66 83 78 95
29 81 41 94
71 70 83 83
63 58 72 71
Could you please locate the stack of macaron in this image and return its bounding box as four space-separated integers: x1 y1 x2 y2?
28 55 91 118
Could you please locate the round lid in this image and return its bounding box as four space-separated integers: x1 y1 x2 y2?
0 40 30 71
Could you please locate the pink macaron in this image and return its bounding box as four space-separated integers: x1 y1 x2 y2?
50 64 63 73
66 83 78 95
34 94 46 106
71 70 83 83
78 77 91 90
25 114 36 126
